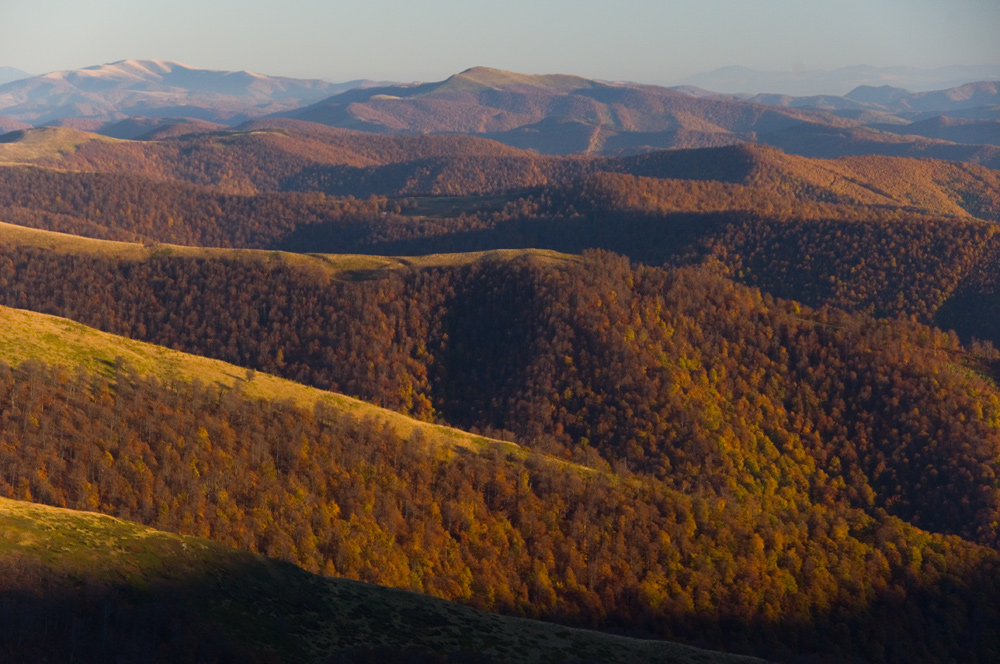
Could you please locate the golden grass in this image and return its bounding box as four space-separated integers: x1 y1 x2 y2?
0 223 587 463
0 221 576 279
0 495 198 565
0 304 516 454
0 126 122 165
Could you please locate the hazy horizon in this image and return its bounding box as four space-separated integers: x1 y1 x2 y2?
3 0 998 88
2 59 999 100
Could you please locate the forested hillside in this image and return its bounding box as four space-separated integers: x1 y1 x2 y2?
2 333 1000 663
4 245 1000 543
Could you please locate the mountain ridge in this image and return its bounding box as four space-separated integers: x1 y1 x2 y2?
283 68 1000 160
0 60 355 125
3 61 999 163
678 63 1000 96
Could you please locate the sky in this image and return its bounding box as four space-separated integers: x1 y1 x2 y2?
2 0 999 85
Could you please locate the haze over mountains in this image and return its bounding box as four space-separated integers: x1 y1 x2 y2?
0 66 30 86
0 59 346 125
281 67 1000 161
1 60 998 164
677 64 1000 96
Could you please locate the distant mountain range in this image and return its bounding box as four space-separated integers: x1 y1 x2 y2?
284 66 857 153
677 64 1000 96
727 80 1000 117
1 61 999 165
280 67 1000 162
0 59 355 124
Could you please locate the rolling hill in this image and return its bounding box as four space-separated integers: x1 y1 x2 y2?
3 62 998 165
729 79 1000 119
608 143 1000 217
697 80 1000 161
0 117 29 134
877 115 1000 146
0 123 557 195
0 299 530 454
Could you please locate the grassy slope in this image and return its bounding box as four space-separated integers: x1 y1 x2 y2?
0 126 122 164
0 497 766 663
0 220 574 279
0 123 535 175
0 222 578 458
630 143 1000 219
0 303 516 454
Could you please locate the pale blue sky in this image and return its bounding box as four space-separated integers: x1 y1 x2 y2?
3 0 998 84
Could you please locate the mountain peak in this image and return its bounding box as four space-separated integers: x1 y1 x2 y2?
41 59 194 84
443 66 598 93
109 58 188 68
844 84 910 104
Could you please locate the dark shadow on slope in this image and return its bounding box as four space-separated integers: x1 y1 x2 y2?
276 210 737 268
5 526 1000 664
934 288 1000 348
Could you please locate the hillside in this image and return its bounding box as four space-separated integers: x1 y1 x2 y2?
291 66 851 136
726 79 1000 118
0 497 765 663
0 123 557 195
4 244 1000 662
878 116 1000 146
757 122 1000 168
2 130 999 258
97 115 228 140
689 79 1000 165
3 63 997 164
4 139 1000 346
0 301 524 454
0 117 29 133
608 143 1000 218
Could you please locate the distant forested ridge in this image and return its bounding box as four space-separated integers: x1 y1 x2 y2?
4 140 1000 351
